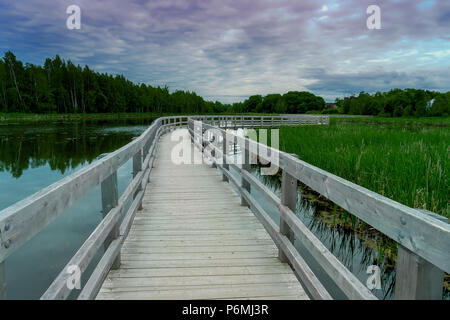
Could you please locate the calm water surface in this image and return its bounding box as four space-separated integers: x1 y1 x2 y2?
0 118 154 299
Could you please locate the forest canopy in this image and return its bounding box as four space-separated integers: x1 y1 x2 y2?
0 51 448 117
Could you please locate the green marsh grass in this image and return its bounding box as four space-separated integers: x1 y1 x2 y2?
274 121 449 218
251 121 449 295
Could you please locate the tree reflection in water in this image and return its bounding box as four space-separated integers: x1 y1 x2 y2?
0 118 155 178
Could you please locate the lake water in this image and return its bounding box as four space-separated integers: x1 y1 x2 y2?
0 118 154 299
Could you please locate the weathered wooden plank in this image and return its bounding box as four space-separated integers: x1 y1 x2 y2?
121 239 275 247
137 210 253 217
131 220 260 227
101 274 299 288
126 229 270 237
121 245 277 254
118 257 286 269
78 236 124 300
106 265 292 278
125 234 272 242
120 250 278 261
97 283 306 300
132 213 255 221
129 222 265 231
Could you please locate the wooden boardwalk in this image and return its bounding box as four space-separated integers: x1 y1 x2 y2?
2 116 448 300
97 129 308 300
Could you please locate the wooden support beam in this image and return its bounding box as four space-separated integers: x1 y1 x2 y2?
241 138 250 207
395 211 447 300
133 149 143 210
395 246 444 300
279 154 298 263
101 171 120 269
222 131 229 182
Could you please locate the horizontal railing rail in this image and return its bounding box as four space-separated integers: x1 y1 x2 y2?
0 114 315 300
188 118 450 300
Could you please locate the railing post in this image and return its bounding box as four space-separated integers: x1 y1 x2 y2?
395 246 444 300
222 130 229 182
279 154 298 263
210 130 217 168
240 137 251 206
133 149 143 210
0 261 6 299
395 212 447 300
101 171 120 269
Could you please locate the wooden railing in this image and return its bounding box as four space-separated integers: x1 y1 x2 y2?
0 115 323 300
3 114 446 300
0 116 189 300
188 117 450 300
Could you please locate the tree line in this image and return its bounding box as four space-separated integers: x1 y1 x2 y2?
0 51 448 117
335 89 449 117
0 51 223 114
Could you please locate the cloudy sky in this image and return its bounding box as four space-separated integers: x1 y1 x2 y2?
0 0 449 103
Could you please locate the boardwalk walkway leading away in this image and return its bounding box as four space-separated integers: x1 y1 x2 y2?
1 115 448 301
97 129 308 300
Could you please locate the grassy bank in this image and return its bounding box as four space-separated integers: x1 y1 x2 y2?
253 119 449 294
268 120 449 218
0 112 177 122
333 116 450 126
0 112 279 122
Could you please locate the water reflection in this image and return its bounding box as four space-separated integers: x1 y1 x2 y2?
0 118 154 299
0 119 154 178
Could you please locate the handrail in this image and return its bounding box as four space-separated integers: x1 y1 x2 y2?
0 114 317 300
189 117 450 300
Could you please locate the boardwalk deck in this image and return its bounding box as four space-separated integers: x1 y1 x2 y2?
96 129 308 300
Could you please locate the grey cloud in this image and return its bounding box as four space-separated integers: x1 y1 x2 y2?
0 0 448 102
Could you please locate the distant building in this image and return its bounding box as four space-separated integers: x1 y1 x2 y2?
326 103 337 109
